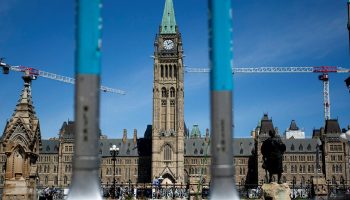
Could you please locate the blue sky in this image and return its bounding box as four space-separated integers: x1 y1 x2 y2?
0 0 349 139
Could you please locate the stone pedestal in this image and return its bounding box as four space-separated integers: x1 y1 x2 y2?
262 182 291 200
2 178 36 200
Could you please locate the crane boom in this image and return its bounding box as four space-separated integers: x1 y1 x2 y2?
2 64 126 95
185 66 350 73
185 66 350 121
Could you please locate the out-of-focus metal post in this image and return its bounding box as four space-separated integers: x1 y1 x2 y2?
68 0 103 200
110 145 119 199
208 0 239 199
347 0 350 54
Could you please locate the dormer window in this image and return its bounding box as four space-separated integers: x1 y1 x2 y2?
299 144 303 151
307 144 311 151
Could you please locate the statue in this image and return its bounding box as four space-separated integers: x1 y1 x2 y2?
261 130 286 184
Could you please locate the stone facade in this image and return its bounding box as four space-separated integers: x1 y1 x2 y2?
1 116 347 191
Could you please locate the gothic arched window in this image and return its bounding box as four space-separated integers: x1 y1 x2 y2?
161 65 164 78
161 87 167 98
164 145 172 161
45 176 48 185
332 176 336 184
165 65 168 78
299 144 303 151
169 65 172 78
54 176 58 185
307 144 311 151
194 149 198 155
64 176 67 185
174 65 177 78
291 144 295 151
170 87 175 98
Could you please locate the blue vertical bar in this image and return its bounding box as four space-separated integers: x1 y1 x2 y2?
209 0 233 91
76 0 102 75
69 1 102 199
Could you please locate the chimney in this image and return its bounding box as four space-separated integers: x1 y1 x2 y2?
123 129 127 144
205 128 210 143
133 129 137 144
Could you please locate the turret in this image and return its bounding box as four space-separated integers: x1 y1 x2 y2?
133 129 137 144
123 129 127 144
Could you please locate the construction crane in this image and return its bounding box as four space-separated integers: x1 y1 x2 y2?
185 66 350 121
0 59 126 95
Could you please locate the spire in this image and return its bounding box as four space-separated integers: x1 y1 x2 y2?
289 120 299 131
8 74 38 132
13 75 35 115
161 0 177 34
190 124 201 138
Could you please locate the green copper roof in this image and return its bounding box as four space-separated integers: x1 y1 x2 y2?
190 125 201 138
161 0 177 34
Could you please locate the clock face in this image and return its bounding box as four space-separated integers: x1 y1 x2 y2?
163 39 174 50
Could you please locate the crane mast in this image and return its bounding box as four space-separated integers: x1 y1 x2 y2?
185 66 350 121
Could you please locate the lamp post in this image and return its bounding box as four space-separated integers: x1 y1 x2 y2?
158 176 164 198
315 138 322 197
172 181 176 199
306 180 310 198
327 179 330 198
109 145 119 199
300 181 303 198
128 179 131 197
292 177 296 199
340 129 350 185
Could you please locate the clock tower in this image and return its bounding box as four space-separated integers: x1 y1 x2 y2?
151 0 185 184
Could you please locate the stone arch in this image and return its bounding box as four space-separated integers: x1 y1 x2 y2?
7 145 25 179
161 87 167 98
170 87 175 97
161 173 175 185
9 134 30 151
160 142 174 151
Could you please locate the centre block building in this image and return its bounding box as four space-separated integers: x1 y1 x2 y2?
0 0 349 195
